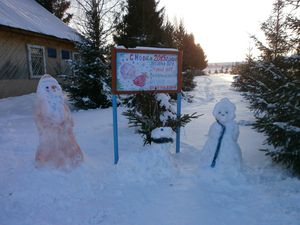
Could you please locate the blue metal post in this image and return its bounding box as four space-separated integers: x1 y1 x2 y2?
112 94 119 164
176 92 182 153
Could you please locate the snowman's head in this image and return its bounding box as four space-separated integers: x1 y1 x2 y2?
213 98 236 123
36 74 65 121
37 74 63 98
151 127 174 143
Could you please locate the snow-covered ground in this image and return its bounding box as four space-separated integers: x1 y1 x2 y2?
1 74 300 225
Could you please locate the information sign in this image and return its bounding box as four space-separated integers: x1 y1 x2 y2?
111 47 183 164
112 48 182 94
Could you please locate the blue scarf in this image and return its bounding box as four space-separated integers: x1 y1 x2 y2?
210 120 226 168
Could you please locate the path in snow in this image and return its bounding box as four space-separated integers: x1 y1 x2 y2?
0 75 300 225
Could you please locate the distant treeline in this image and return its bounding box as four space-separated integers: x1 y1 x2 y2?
205 62 242 74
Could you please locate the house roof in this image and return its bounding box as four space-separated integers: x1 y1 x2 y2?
0 0 81 42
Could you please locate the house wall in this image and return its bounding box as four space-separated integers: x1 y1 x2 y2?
0 28 77 98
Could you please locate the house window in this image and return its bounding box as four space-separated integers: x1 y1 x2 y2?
48 48 57 58
72 52 80 62
61 50 70 60
27 45 46 78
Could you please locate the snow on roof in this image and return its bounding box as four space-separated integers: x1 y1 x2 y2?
0 0 81 42
116 46 179 52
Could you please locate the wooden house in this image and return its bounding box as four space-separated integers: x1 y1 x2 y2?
0 0 82 98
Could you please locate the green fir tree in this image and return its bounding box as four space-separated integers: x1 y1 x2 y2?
36 0 73 23
64 0 112 109
114 0 165 48
232 0 300 174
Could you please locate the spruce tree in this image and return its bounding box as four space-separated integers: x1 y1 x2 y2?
170 20 207 91
161 20 176 48
114 0 165 48
285 0 300 54
233 0 300 174
36 0 73 24
173 21 207 72
114 0 199 144
64 0 111 109
251 0 290 61
53 0 73 24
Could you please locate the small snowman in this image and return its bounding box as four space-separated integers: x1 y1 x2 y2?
151 127 174 156
200 98 242 171
151 127 174 146
146 127 174 173
35 74 84 170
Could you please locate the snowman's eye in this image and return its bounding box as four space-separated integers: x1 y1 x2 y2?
46 86 49 89
225 111 228 114
218 112 221 114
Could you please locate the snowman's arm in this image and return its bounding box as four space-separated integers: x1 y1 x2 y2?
233 122 239 141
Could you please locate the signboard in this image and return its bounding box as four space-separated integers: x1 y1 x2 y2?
111 47 183 164
112 48 182 94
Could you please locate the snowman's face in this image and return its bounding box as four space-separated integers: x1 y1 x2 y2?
213 98 236 123
37 75 63 98
36 75 65 121
214 107 232 123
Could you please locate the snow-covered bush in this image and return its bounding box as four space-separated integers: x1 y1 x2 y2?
123 93 199 145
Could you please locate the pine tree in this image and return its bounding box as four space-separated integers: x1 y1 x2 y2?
173 21 207 71
173 20 186 51
114 0 165 48
36 0 73 24
64 41 111 109
161 20 176 48
251 0 290 61
114 0 199 144
233 0 300 174
170 20 207 91
63 0 112 109
285 0 300 54
53 0 73 24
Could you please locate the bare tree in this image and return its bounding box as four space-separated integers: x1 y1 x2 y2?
71 0 123 44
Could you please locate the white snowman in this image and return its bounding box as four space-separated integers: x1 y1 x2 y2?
147 127 174 175
200 98 242 171
35 74 84 170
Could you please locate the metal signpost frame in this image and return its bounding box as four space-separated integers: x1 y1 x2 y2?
111 47 183 164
